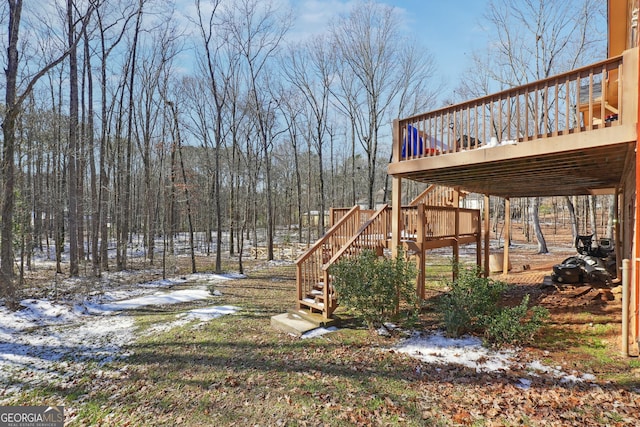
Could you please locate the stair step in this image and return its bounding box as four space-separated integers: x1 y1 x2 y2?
306 292 325 302
314 283 334 293
302 297 324 308
287 309 340 327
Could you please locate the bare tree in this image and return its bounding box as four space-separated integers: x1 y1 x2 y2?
166 100 197 273
116 0 144 271
194 0 233 272
224 67 251 262
226 0 290 261
277 90 305 242
94 2 138 272
67 0 81 276
332 1 433 209
281 36 334 234
1 0 94 303
134 17 180 267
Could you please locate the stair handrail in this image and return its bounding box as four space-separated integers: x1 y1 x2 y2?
409 184 468 207
409 185 438 206
318 204 389 317
295 205 360 265
322 204 390 269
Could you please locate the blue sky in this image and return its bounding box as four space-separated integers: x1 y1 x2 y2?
385 0 490 80
288 0 491 85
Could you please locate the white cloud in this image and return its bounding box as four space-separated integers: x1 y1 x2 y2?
287 0 355 42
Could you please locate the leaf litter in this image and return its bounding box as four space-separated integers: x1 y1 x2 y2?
2 260 639 426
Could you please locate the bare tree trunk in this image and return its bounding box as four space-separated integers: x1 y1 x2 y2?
118 1 144 271
168 113 178 267
167 101 196 274
238 188 250 275
213 109 223 271
588 195 598 241
67 0 80 277
566 195 578 244
195 0 227 271
0 0 21 305
306 138 312 245
492 197 500 234
532 197 548 254
84 26 99 277
53 72 65 275
229 141 237 256
607 195 615 239
316 139 325 236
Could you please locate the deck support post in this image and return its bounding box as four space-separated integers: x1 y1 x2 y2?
453 206 460 281
504 198 511 274
623 258 631 356
483 194 491 277
416 204 425 299
391 120 402 259
634 45 640 352
476 218 482 270
634 141 640 350
391 177 402 258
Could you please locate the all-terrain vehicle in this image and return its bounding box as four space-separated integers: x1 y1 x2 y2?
551 234 617 285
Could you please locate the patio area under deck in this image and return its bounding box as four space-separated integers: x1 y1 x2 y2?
388 47 640 352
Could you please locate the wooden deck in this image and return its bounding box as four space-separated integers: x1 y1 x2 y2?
388 48 638 199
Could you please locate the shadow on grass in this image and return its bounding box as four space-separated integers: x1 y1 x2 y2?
122 316 640 395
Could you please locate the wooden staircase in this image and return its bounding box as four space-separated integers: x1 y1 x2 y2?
295 185 482 320
295 205 390 319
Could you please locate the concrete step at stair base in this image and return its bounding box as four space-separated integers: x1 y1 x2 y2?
270 312 318 336
287 309 339 328
270 310 340 337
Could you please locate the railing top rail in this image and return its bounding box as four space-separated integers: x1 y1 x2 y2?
295 205 359 264
399 54 623 124
456 207 480 214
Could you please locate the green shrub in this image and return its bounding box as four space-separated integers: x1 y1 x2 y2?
482 294 549 347
329 249 417 328
438 266 507 337
438 266 549 347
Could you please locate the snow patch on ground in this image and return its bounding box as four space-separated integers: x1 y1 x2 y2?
86 288 213 313
301 326 339 339
393 331 515 373
299 325 597 385
393 331 597 384
145 305 240 334
0 272 240 399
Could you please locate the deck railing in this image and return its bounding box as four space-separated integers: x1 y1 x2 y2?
396 54 624 161
401 205 480 240
298 202 481 318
